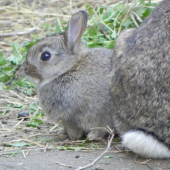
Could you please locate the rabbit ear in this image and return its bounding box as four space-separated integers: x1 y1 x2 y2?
65 10 88 48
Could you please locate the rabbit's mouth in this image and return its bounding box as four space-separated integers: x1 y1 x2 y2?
23 62 41 85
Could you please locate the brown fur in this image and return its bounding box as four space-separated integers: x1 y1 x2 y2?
110 0 170 158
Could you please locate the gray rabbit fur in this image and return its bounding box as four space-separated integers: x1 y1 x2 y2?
110 0 170 158
23 11 114 140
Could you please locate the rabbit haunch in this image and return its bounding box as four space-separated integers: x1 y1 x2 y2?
110 0 170 158
24 11 114 140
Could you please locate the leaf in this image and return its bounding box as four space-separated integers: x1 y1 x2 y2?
6 42 23 65
26 117 44 127
90 143 98 148
135 7 147 18
0 82 4 91
13 104 23 108
82 139 90 144
29 103 38 111
74 148 82 151
0 53 6 66
111 31 117 39
5 149 21 157
123 18 134 28
105 40 115 49
130 12 139 27
23 40 37 52
3 142 31 147
42 23 52 31
2 110 7 115
26 88 34 95
142 7 155 19
86 5 94 16
54 20 63 33
26 123 38 127
132 11 143 23
103 155 113 159
57 146 83 151
32 118 44 125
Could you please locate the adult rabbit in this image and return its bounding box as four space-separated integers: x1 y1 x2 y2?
110 0 170 158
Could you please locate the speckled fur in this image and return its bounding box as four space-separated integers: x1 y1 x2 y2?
23 11 114 140
110 0 170 158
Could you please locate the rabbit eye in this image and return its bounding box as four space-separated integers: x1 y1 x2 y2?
41 51 51 61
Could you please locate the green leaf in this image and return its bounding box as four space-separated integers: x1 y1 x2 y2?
7 42 23 65
5 149 21 157
136 7 147 17
89 143 98 148
0 82 4 91
0 53 6 66
32 118 44 125
26 117 44 127
57 146 83 151
74 148 82 151
42 23 52 31
23 40 37 52
2 110 7 115
111 31 117 39
105 41 115 49
82 139 90 144
29 103 38 111
86 5 94 16
3 142 31 147
103 155 113 159
13 104 23 108
54 20 63 33
26 123 38 127
123 18 134 28
1 74 11 83
26 88 34 95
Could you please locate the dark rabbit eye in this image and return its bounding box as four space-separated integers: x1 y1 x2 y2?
41 51 51 61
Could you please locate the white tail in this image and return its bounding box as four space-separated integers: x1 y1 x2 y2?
122 130 170 158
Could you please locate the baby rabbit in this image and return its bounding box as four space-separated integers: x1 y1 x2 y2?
23 11 114 140
110 0 170 158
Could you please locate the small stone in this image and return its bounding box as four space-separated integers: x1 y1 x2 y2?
75 155 80 159
18 112 29 120
1 120 7 124
37 126 41 129
94 167 104 170
23 128 31 133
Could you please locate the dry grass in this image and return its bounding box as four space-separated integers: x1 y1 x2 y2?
0 0 127 55
0 0 162 54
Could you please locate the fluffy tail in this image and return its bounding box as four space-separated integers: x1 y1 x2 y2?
122 129 170 159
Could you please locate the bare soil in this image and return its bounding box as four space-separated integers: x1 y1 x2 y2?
1 143 170 170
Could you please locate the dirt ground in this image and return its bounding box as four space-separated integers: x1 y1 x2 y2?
1 144 170 170
1 0 170 170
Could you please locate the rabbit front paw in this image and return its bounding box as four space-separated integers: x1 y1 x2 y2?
65 127 84 141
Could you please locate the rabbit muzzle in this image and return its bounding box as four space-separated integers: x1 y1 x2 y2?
23 62 41 84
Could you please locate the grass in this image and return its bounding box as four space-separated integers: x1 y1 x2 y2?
1 0 157 92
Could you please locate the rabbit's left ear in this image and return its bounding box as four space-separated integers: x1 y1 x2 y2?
65 10 88 48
